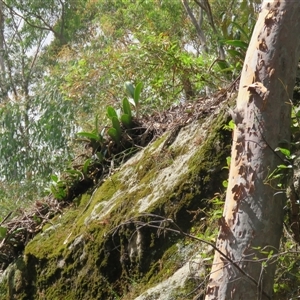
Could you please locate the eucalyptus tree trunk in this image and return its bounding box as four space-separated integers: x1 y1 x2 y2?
205 1 300 299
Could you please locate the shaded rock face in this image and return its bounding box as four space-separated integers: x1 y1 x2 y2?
0 102 232 300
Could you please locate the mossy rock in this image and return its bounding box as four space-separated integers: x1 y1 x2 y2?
0 102 232 300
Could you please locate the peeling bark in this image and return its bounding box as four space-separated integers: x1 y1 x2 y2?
205 1 300 299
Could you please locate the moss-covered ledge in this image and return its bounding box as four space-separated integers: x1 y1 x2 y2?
0 102 232 300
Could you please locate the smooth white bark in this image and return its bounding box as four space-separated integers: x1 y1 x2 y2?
206 1 300 299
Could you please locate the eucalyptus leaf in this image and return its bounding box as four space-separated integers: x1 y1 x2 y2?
230 21 250 40
227 49 245 60
223 39 248 50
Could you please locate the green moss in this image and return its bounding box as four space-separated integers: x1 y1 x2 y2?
149 135 166 150
77 193 90 207
135 155 158 184
89 173 121 204
133 133 180 185
21 171 126 299
0 273 8 299
169 143 188 158
25 207 79 260
147 243 182 284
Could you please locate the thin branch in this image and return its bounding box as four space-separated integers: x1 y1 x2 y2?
1 1 53 32
27 34 44 81
193 0 226 59
0 1 61 39
0 211 12 226
194 0 216 31
181 0 208 52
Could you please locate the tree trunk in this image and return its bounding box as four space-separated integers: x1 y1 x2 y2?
205 1 300 299
0 1 7 98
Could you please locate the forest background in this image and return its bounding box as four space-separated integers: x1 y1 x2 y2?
0 0 260 219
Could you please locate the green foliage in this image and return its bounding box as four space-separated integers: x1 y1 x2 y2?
221 156 231 188
265 146 294 189
194 195 225 246
291 107 300 141
223 119 235 131
77 131 102 142
47 79 144 200
82 158 92 176
0 226 7 239
221 33 250 74
122 98 132 118
0 0 90 213
214 0 257 74
107 110 121 143
47 174 68 201
108 118 121 144
275 147 295 161
124 82 135 99
124 81 143 117
107 106 119 120
2 1 300 298
273 244 300 298
0 85 76 182
0 0 260 213
76 115 105 162
57 0 239 127
111 115 122 136
120 114 131 129
106 95 134 143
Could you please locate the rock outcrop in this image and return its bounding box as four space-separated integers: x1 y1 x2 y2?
0 100 232 300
